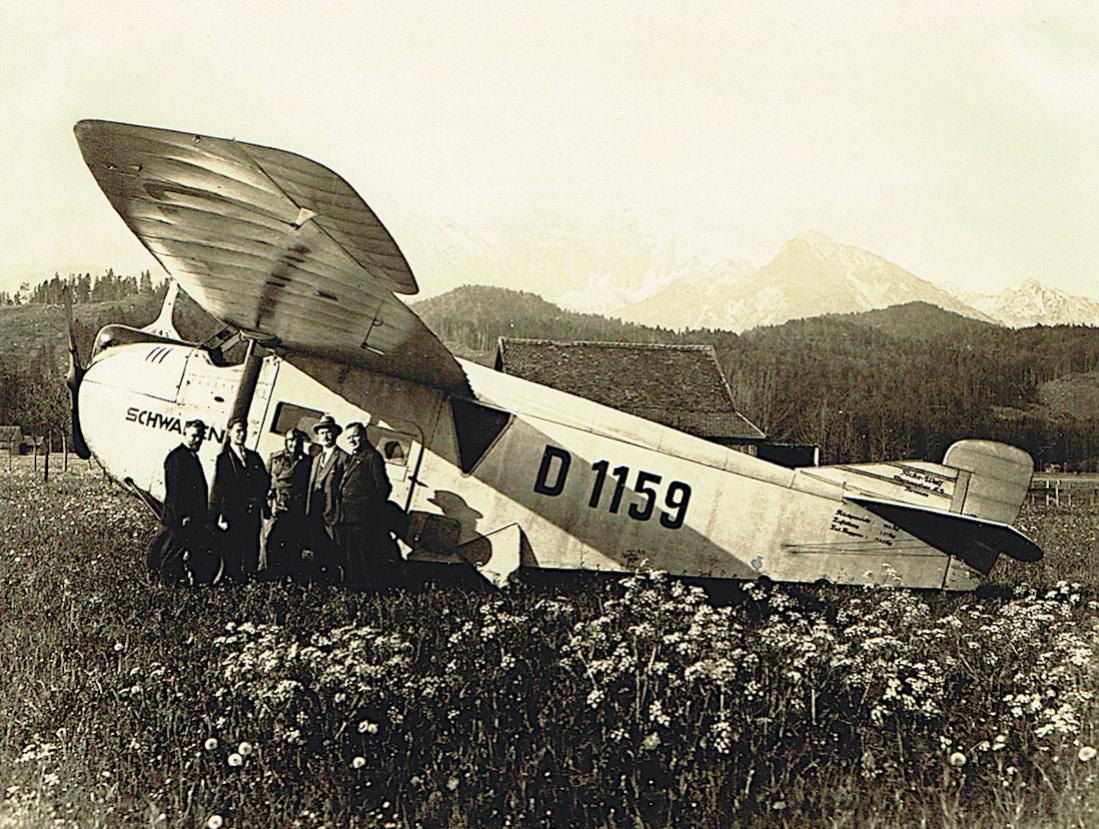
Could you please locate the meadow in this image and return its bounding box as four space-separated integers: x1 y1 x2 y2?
0 464 1096 828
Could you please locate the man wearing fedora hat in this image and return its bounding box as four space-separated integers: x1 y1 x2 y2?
306 414 349 581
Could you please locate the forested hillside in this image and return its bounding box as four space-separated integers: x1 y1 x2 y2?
0 272 220 436
3 275 1098 470
417 287 1099 469
412 286 693 357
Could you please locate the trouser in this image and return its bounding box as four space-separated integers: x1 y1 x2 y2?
148 524 219 585
335 521 402 590
220 514 261 582
306 517 343 583
265 512 307 579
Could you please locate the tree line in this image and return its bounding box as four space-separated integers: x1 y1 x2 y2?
0 268 163 307
5 275 1099 470
0 271 215 440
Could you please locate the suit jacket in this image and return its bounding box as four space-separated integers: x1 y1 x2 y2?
336 445 392 525
306 446 349 527
267 449 311 516
163 443 208 530
211 446 269 524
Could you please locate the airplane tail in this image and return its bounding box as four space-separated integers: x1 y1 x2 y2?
806 440 1040 576
939 439 1033 525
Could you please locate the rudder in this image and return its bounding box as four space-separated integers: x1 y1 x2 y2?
943 440 1034 524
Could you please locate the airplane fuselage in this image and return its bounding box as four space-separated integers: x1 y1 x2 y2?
79 338 989 590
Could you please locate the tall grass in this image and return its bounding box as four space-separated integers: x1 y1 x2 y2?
0 470 1096 828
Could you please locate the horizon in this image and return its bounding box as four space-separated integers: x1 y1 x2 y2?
9 227 1096 309
4 2 1097 304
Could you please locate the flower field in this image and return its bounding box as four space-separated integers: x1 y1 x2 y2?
0 467 1097 828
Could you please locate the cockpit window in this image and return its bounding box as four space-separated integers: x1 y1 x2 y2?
451 398 511 475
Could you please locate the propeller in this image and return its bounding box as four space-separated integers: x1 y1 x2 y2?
63 288 91 459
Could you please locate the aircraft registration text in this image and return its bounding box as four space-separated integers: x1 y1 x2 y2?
533 446 692 529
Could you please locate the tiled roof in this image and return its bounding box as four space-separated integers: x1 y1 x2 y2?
495 338 765 441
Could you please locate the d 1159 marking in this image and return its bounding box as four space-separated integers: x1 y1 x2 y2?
533 446 692 530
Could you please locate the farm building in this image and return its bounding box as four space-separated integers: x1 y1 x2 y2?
0 425 25 454
494 338 767 454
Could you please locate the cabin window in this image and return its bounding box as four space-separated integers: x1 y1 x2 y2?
372 428 413 468
270 402 324 436
451 398 511 475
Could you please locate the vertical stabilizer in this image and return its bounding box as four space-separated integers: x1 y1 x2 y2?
943 440 1033 524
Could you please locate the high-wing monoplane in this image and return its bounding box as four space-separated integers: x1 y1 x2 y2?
69 120 1043 590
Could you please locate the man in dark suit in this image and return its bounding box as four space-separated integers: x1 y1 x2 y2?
306 414 349 582
152 418 211 582
335 422 395 590
265 427 311 579
211 417 269 582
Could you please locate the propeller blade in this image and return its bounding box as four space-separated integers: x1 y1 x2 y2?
62 288 91 460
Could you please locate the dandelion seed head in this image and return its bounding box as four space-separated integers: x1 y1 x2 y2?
206 816 223 829
237 742 253 756
203 738 218 751
1079 746 1097 762
351 756 366 769
227 753 243 767
948 752 967 767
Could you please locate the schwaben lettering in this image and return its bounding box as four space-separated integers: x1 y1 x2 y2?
125 407 224 443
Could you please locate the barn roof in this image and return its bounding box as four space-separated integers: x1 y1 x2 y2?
495 338 765 441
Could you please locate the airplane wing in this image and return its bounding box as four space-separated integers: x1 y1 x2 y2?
845 494 1043 575
74 119 469 395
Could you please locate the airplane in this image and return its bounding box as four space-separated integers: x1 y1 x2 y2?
67 119 1043 591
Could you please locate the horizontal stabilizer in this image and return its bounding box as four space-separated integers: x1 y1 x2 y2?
845 494 1043 576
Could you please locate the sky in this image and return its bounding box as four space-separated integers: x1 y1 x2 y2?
3 1 1098 302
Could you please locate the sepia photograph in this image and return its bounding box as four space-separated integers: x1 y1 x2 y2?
1 2 1097 827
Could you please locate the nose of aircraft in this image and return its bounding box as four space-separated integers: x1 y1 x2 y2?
77 343 189 484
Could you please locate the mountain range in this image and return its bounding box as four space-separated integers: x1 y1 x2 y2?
410 224 1095 333
605 232 1098 332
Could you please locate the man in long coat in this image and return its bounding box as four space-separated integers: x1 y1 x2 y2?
152 418 211 582
305 414 349 582
265 427 311 579
211 417 269 582
335 422 395 590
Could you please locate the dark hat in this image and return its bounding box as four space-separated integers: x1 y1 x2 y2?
312 414 343 436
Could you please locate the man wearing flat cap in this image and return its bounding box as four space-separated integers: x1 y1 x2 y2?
265 427 312 579
306 414 349 581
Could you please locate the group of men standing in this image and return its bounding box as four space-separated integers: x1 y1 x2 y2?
154 413 397 590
